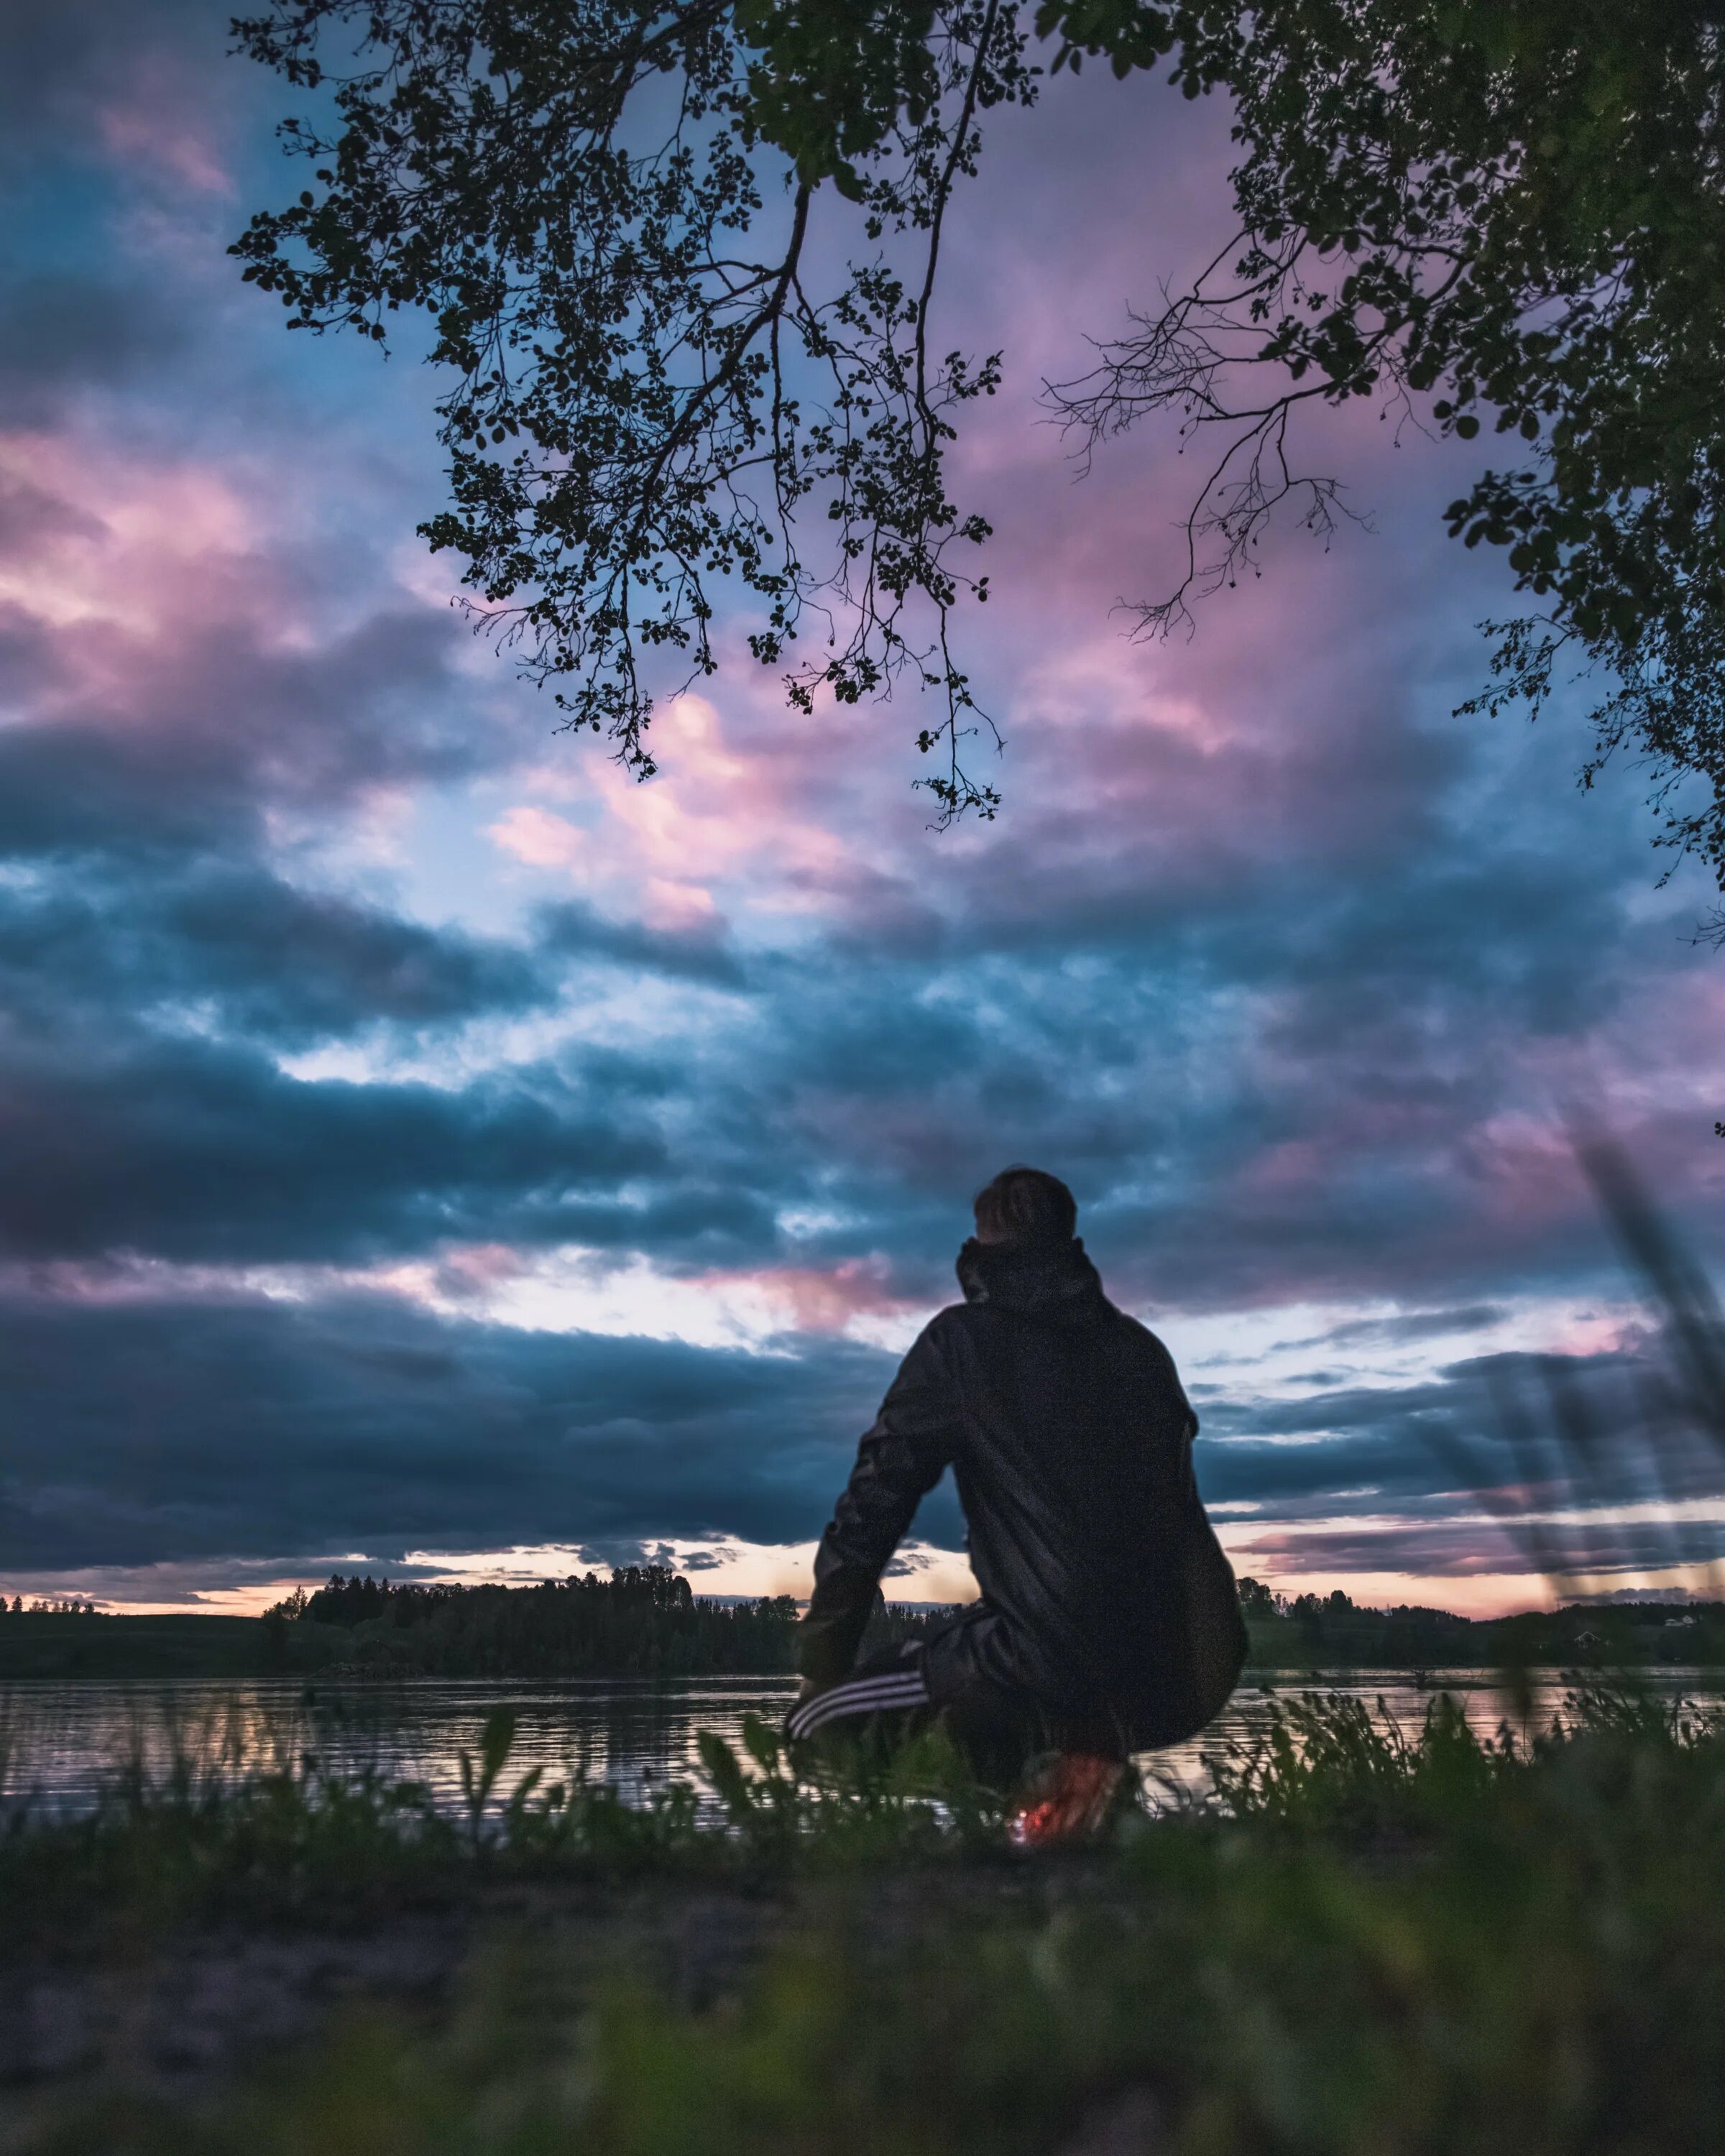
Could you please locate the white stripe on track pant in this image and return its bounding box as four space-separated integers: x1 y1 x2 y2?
786 1664 931 1741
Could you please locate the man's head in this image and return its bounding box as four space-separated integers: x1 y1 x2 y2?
972 1166 1077 1248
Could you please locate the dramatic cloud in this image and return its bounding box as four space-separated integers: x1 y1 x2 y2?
6 1274 1716 1607
3 0 1725 1609
0 1286 914 1571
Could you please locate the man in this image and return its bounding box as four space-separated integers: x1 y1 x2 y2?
788 1166 1245 1838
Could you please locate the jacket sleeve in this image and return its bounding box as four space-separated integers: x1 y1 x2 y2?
797 1321 960 1688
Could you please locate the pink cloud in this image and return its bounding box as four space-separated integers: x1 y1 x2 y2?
0 432 257 660
1214 1554 1560 1621
0 417 494 841
0 1257 249 1308
697 1256 914 1335
1233 1139 1328 1200
641 877 718 931
428 1243 532 1298
95 55 232 195
487 690 867 934
488 804 586 872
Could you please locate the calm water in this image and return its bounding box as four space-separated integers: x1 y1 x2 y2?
1 1669 1717 1818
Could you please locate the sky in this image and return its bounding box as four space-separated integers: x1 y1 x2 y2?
4 0 1724 1620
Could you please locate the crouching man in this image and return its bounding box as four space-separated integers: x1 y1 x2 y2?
788 1166 1246 1843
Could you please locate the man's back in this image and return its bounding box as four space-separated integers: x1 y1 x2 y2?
925 1238 1197 1706
798 1217 1242 1754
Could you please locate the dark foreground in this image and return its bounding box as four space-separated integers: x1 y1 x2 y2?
2 1681 1722 2155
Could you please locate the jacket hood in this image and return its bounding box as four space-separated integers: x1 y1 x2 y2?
956 1235 1105 1319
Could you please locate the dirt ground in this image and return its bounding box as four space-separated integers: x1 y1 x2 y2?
0 1877 793 2123
0 1858 1130 2155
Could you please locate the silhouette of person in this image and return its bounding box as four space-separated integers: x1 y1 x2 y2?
787 1166 1245 1836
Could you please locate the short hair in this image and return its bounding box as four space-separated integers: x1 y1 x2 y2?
972 1166 1077 1246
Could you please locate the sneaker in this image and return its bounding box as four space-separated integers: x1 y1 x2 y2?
1005 1751 1125 1851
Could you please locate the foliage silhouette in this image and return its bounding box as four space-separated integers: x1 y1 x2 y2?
281 1563 949 1676
232 0 1030 821
235 1 1725 901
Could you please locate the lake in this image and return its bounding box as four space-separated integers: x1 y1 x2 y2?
3 1669 1718 1818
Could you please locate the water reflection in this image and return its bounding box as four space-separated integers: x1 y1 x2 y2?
2 1669 1718 1818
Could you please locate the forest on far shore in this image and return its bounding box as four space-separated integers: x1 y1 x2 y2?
1 1567 1721 1680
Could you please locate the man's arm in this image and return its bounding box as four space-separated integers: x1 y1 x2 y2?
798 1322 960 1690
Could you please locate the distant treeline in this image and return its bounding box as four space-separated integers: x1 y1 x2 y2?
260 1567 1725 1680
269 1565 950 1679
1236 1578 1725 1669
4 1571 1716 1682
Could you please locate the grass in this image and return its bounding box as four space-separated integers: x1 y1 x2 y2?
0 1697 1005 1949
5 1678 1725 2153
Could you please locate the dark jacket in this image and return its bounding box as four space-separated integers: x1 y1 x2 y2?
799 1235 1244 1748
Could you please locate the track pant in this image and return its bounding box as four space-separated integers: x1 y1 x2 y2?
784 1640 932 1746
784 1641 1138 1784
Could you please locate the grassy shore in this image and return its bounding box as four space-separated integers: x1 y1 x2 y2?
4 1677 1723 2153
